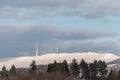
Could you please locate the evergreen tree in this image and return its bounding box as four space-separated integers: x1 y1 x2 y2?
30 60 37 73
70 59 79 77
97 60 107 80
51 60 66 73
62 60 70 75
47 60 57 73
56 63 64 73
80 59 89 79
47 63 54 72
9 64 16 76
53 60 59 72
89 60 98 80
0 66 8 77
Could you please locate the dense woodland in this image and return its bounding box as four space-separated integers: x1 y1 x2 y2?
0 59 120 80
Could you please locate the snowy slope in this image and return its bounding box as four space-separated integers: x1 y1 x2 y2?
0 52 119 69
107 58 120 70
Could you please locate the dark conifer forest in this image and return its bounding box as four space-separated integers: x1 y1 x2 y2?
0 59 119 80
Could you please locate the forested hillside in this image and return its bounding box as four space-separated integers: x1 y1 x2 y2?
0 59 119 80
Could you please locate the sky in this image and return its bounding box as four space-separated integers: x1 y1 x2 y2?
0 0 120 58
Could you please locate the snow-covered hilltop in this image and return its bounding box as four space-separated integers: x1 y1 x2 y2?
0 52 119 69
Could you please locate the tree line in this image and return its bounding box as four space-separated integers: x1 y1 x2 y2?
0 59 120 80
47 59 120 80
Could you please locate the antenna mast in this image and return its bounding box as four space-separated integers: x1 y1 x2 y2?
56 48 59 53
36 43 38 56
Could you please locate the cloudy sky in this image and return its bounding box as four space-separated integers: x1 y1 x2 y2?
0 0 120 58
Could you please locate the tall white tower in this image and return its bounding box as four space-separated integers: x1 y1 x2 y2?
56 48 59 53
36 43 38 56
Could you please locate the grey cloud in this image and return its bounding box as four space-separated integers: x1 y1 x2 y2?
12 24 113 41
0 0 120 20
57 0 120 18
0 24 114 58
0 6 34 20
0 24 112 41
61 41 120 54
0 0 85 7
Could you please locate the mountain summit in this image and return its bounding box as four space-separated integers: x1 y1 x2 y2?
0 52 119 69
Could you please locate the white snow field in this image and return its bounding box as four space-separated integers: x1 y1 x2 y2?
0 52 119 69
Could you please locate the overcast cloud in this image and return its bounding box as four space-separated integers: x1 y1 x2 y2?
0 0 120 20
0 0 119 58
0 24 116 58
